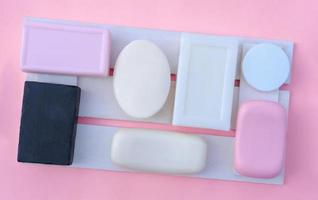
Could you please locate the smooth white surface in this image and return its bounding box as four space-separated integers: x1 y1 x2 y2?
279 90 290 113
26 73 78 86
173 33 239 131
111 129 207 174
242 43 290 91
71 124 285 184
238 76 279 105
113 40 171 118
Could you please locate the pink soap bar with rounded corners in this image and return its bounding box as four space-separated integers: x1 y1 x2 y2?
235 101 287 178
21 21 111 76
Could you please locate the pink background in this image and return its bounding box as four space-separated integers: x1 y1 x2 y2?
1 0 318 199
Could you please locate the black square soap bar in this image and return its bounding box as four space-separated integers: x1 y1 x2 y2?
18 81 81 165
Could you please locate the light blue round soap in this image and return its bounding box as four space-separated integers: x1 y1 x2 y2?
242 43 290 92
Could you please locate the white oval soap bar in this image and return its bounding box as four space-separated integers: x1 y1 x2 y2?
242 43 290 92
113 40 171 118
111 129 207 174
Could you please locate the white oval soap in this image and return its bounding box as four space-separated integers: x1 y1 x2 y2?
113 40 171 118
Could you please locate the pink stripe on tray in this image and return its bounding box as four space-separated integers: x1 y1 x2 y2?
78 117 235 137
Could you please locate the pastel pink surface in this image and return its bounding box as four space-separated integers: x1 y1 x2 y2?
0 0 318 200
21 21 111 76
235 101 287 178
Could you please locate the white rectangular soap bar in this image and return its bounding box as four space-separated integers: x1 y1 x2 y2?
111 129 207 174
173 33 239 131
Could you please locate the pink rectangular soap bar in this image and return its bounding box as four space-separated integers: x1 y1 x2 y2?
21 21 111 76
235 101 287 178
